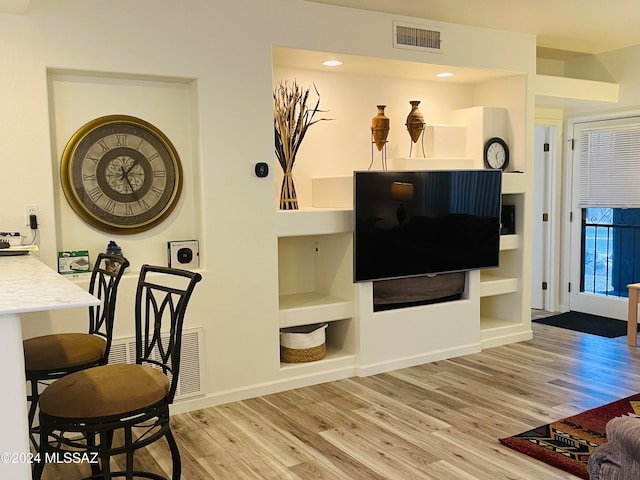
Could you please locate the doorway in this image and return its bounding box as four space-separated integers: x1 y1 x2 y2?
532 123 559 311
568 117 640 320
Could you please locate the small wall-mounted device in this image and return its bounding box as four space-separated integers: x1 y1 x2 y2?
167 240 199 269
254 162 269 178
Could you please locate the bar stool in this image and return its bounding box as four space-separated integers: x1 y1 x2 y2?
33 265 202 480
628 282 640 346
23 253 129 449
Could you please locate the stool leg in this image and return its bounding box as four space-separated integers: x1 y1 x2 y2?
32 457 45 480
27 380 40 450
87 433 102 478
628 287 638 347
124 427 134 480
165 428 181 480
99 431 112 480
32 415 48 480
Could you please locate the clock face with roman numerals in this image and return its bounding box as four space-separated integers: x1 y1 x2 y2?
61 115 182 234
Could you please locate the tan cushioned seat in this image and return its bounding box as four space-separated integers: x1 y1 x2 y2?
39 364 170 419
24 333 106 371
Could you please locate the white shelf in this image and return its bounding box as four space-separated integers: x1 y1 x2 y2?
480 315 518 331
389 157 475 170
279 292 353 328
310 169 527 209
534 74 618 108
502 172 527 194
500 234 518 251
479 273 518 297
276 208 353 237
479 316 531 348
280 344 356 371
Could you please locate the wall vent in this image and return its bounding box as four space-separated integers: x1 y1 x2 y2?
110 327 204 402
393 21 443 53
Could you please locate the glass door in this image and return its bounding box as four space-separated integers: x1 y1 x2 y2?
569 118 640 319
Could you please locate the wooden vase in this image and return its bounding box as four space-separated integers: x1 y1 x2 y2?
405 100 425 143
371 105 390 151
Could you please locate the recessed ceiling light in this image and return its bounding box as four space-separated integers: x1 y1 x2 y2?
436 71 455 78
322 60 343 67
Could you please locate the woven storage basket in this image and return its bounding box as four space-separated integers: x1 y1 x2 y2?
280 323 327 363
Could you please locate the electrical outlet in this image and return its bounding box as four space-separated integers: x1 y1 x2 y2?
24 204 39 226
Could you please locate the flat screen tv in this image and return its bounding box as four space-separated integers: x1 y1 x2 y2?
354 169 502 282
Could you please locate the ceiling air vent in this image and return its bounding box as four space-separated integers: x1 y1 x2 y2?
393 21 443 53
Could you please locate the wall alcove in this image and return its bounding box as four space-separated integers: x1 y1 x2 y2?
372 272 466 311
272 45 532 380
48 70 202 272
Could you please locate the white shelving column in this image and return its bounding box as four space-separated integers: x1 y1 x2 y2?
276 208 357 373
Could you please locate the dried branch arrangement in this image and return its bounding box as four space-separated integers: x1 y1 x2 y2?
273 80 330 209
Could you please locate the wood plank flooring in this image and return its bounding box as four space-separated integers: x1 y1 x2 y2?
40 311 640 479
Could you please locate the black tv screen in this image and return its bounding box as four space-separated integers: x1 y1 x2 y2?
354 170 502 282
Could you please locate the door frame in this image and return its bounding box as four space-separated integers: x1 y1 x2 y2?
535 109 563 312
562 109 640 314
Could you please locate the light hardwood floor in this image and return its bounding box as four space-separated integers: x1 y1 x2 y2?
40 312 640 479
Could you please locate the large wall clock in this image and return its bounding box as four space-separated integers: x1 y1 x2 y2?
60 115 183 234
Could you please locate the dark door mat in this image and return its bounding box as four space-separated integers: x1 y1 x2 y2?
533 311 627 338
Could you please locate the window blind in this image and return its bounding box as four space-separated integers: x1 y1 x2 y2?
577 123 640 207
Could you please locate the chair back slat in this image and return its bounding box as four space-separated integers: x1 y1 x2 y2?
87 253 129 362
134 265 202 402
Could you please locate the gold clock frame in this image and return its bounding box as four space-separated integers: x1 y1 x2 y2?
60 115 183 234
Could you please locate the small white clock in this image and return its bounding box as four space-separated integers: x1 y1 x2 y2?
483 137 509 170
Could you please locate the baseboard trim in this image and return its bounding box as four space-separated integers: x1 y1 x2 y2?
356 343 481 377
171 364 357 414
170 339 526 415
480 330 532 349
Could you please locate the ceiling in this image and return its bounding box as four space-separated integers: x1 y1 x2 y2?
307 0 640 55
2 0 637 55
0 0 28 14
273 47 519 84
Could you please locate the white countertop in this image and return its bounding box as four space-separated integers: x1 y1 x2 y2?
0 254 99 315
0 253 99 479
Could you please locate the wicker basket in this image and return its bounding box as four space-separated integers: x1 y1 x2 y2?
280 323 327 363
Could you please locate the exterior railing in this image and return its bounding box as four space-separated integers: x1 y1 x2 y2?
582 208 640 298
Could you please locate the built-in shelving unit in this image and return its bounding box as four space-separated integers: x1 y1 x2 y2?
479 169 528 347
274 48 532 381
276 209 356 371
279 106 531 377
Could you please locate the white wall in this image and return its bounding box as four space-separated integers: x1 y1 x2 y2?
0 0 536 409
565 44 640 116
272 66 477 207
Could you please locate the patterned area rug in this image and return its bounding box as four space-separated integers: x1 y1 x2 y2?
499 393 640 479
